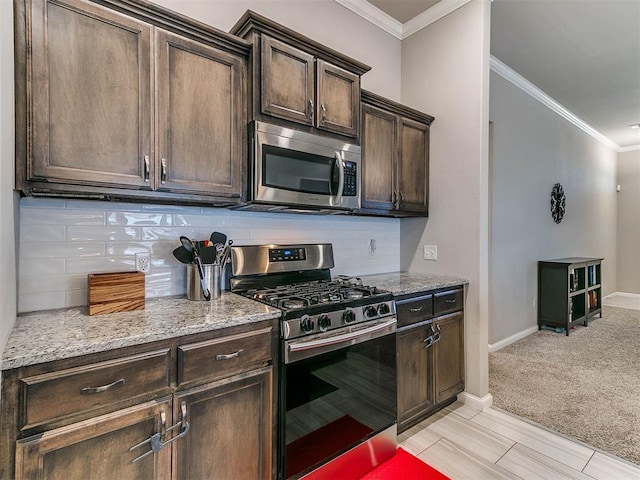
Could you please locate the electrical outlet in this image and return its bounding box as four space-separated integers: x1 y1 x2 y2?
423 245 437 261
135 252 150 273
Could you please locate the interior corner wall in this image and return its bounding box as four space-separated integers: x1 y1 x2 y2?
151 0 402 102
489 71 617 345
617 149 640 293
400 0 491 399
0 0 17 353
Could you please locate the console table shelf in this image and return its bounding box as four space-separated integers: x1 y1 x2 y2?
538 257 603 336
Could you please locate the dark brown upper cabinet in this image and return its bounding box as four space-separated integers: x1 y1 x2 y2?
15 0 249 205
360 90 434 217
231 10 370 140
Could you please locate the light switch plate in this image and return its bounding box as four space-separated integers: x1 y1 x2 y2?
423 245 437 261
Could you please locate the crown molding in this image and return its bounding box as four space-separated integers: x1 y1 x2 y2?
619 144 640 152
490 56 621 152
403 0 472 38
333 0 403 39
335 0 471 40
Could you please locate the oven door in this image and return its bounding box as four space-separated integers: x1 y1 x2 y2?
279 318 397 480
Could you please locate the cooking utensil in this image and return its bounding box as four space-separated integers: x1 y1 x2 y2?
199 246 217 264
172 245 193 264
181 236 210 301
210 232 227 246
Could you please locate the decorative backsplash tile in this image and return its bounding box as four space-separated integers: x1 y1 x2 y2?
18 198 401 313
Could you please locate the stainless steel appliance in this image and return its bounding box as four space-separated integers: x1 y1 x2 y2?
230 244 397 480
246 122 361 212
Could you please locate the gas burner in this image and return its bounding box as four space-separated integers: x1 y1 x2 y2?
281 298 307 309
318 292 343 303
336 275 363 287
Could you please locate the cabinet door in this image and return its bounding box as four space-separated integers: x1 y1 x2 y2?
174 368 273 480
15 399 171 480
316 60 360 137
29 0 152 188
397 117 430 214
397 325 434 433
434 312 464 404
361 104 397 211
261 36 314 126
155 30 245 199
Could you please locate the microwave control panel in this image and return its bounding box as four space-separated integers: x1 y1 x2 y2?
343 161 358 197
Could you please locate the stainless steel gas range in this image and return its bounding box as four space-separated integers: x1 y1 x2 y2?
229 244 397 480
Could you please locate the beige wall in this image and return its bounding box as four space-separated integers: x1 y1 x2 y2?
617 149 640 293
0 0 17 353
400 0 492 401
489 72 618 344
152 0 402 101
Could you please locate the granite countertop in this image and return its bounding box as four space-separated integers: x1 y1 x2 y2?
359 272 468 296
1 293 280 371
2 272 467 371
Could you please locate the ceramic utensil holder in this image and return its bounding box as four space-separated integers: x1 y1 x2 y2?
187 264 221 300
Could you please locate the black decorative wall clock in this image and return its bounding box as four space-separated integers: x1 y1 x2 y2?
550 183 566 224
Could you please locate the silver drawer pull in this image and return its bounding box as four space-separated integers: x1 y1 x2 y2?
80 378 125 394
445 298 457 303
410 306 423 313
216 349 244 361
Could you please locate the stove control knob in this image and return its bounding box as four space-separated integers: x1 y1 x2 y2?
342 309 356 324
364 306 378 319
300 315 314 333
318 314 332 332
377 303 390 316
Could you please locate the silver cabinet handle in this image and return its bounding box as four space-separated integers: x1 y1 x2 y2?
445 298 457 303
398 191 404 206
309 99 314 120
143 156 150 182
423 336 434 348
216 349 244 360
410 306 423 313
129 402 190 463
321 103 327 123
80 378 124 395
161 158 167 184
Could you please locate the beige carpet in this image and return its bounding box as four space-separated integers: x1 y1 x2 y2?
489 306 640 466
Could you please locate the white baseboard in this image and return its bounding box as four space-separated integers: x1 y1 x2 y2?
458 392 493 411
605 291 640 299
489 326 538 353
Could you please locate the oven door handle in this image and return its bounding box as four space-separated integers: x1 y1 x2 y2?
286 318 396 363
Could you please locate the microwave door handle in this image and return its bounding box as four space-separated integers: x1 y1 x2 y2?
334 151 344 206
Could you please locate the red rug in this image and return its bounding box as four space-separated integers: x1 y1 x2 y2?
286 415 373 478
359 448 450 480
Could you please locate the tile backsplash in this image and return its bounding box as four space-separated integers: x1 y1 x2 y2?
18 198 400 313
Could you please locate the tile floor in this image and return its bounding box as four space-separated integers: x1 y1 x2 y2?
398 402 640 480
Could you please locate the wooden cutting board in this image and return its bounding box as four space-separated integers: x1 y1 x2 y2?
88 272 145 316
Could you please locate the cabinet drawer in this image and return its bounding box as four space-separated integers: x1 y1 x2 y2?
178 327 272 385
434 288 464 315
21 349 171 429
396 294 433 328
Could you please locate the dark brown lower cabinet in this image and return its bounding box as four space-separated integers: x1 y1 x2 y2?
174 368 272 480
397 321 435 431
2 322 275 480
15 399 172 479
433 312 465 404
396 288 465 433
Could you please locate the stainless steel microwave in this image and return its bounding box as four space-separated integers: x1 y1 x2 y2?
250 121 361 211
